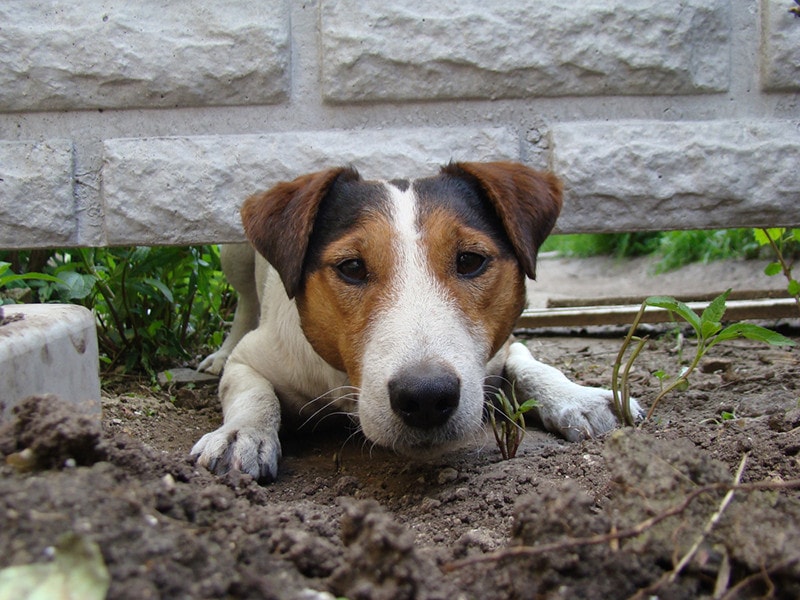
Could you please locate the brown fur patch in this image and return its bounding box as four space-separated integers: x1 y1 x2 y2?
421 207 527 358
440 162 562 279
240 167 358 298
295 213 397 386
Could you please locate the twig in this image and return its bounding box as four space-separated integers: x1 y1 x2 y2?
719 557 800 600
441 477 800 573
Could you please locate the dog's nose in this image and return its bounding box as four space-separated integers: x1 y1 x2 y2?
388 363 460 429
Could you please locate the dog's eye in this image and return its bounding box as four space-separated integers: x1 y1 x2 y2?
456 252 489 277
335 258 368 284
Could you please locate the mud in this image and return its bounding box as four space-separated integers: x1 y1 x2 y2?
1 326 799 599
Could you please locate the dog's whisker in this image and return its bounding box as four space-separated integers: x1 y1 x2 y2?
339 427 365 456
297 383 364 432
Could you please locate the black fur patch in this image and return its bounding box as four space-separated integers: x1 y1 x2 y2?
302 173 392 276
412 173 516 256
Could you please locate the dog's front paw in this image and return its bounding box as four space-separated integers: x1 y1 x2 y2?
191 424 281 483
538 384 643 442
197 349 230 375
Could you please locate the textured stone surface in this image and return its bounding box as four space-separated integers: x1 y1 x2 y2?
0 1 290 112
761 0 800 91
321 0 730 102
0 140 76 248
101 128 518 245
550 120 800 233
0 304 101 419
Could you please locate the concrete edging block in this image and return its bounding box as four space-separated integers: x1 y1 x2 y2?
1 304 101 420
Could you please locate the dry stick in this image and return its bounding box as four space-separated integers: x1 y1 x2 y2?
441 477 800 573
719 557 800 600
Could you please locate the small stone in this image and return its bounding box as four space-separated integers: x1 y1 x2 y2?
437 467 458 485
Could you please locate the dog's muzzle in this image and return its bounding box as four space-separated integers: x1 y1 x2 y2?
387 362 461 429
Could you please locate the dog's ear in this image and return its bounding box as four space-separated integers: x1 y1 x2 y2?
441 161 562 279
241 167 359 298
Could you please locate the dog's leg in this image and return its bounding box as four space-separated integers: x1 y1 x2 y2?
198 244 260 374
503 341 642 441
190 359 282 482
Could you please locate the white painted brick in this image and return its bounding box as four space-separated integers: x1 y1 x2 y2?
101 128 518 246
0 1 289 112
1 304 101 419
0 140 76 248
321 0 730 102
550 120 800 233
761 0 800 91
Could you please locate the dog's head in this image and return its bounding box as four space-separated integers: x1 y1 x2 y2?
241 162 562 452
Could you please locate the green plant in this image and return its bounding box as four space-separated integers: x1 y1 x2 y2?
612 289 796 426
0 246 234 377
0 260 71 304
541 232 661 259
755 228 800 315
487 388 539 460
654 229 760 273
541 229 761 272
77 246 231 375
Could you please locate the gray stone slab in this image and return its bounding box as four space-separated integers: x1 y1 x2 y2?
550 120 800 233
101 127 518 246
761 0 800 91
0 140 76 248
0 1 290 112
321 0 730 102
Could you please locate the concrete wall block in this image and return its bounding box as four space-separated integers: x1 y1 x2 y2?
761 0 800 91
321 0 731 103
0 140 76 248
101 127 518 246
0 1 290 112
550 120 800 233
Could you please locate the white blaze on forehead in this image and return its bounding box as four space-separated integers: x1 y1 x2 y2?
384 183 456 347
378 181 490 354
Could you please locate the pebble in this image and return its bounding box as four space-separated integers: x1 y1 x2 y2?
437 467 458 484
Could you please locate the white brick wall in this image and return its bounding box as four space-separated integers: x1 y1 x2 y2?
101 128 517 245
321 0 731 102
1 0 799 249
0 1 290 111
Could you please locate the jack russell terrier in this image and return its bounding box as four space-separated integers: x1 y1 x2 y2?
192 162 640 482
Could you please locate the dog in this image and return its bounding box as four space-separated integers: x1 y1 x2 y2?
192 161 640 482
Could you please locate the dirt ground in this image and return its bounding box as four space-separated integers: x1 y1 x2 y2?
1 257 799 599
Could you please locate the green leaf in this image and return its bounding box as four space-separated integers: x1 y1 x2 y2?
0 272 64 287
714 323 796 347
791 229 800 243
700 289 730 329
788 279 800 296
754 228 784 246
701 320 723 339
645 295 702 332
143 277 174 303
516 398 540 414
764 262 782 277
56 272 96 300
